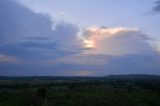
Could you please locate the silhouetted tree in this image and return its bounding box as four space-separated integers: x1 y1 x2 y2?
37 87 47 106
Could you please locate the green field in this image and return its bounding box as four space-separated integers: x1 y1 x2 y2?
0 75 160 106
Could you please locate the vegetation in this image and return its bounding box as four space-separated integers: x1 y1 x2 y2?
0 75 160 106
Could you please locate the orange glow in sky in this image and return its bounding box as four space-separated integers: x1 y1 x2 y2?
83 39 95 48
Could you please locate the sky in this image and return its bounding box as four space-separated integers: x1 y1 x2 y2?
0 0 160 76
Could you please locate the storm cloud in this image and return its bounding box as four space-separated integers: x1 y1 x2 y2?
153 0 160 13
0 0 160 76
0 0 80 61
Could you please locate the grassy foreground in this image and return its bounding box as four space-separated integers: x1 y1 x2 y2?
0 75 160 106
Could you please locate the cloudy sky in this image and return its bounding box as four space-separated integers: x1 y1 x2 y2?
0 0 160 76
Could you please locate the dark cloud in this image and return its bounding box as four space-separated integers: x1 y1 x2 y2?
0 0 80 60
24 37 50 41
153 0 160 13
103 54 160 75
0 0 54 44
1 54 160 76
0 0 82 76
0 0 160 76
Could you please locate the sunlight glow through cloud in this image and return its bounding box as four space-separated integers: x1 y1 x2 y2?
82 27 139 49
0 0 160 76
81 26 153 56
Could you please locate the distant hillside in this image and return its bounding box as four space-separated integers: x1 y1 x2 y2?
0 74 160 80
104 74 160 80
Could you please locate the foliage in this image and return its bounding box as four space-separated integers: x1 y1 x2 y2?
0 75 160 106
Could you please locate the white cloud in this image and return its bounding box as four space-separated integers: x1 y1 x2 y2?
81 26 154 56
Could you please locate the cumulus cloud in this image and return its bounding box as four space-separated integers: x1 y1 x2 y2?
153 0 160 13
0 0 80 61
0 0 54 44
0 0 160 76
0 0 83 75
81 26 154 56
